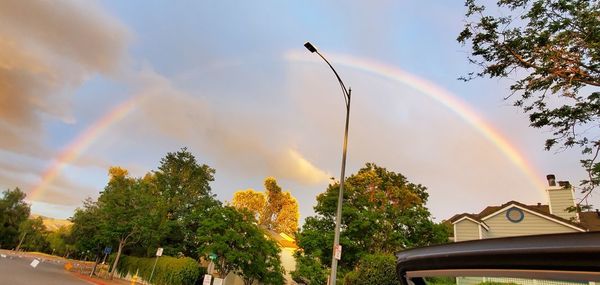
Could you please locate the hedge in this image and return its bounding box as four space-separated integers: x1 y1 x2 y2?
113 254 204 285
344 253 401 285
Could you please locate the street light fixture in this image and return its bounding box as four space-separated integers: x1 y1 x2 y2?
304 41 351 285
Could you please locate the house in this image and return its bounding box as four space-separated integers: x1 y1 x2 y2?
449 175 600 242
447 174 600 285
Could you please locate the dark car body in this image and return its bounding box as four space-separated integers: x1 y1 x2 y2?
396 232 600 285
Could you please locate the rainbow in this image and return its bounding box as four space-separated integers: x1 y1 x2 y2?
30 52 546 201
285 50 546 191
29 95 140 201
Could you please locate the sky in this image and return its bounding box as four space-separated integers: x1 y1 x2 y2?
1 0 597 222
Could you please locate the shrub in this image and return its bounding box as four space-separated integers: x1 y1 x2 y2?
113 254 203 285
343 253 400 285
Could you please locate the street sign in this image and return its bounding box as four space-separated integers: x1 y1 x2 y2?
30 259 40 268
209 252 217 260
104 246 112 255
156 247 163 257
202 274 212 285
334 244 342 260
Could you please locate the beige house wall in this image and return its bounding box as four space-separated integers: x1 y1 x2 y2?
455 219 479 242
484 208 579 239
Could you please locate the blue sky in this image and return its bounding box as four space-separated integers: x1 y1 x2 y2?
0 1 595 222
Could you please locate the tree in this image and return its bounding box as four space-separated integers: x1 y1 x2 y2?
0 188 30 249
16 217 49 252
195 206 285 284
232 177 299 235
296 163 449 280
97 167 162 279
231 189 265 221
291 251 328 285
457 0 600 204
154 148 219 258
46 225 72 256
344 254 401 285
237 226 285 285
70 198 104 258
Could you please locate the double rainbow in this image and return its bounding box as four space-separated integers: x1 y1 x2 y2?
29 51 545 202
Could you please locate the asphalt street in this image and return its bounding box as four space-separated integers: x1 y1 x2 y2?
0 253 91 285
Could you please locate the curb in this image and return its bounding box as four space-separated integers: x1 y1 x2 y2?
72 273 109 285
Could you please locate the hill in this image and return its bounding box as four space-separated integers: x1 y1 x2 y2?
31 214 72 232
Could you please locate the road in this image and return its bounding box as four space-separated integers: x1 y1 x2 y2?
0 252 91 285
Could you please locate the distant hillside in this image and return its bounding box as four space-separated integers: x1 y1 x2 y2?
31 214 72 232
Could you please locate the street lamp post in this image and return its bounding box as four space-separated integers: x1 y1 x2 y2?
304 42 351 285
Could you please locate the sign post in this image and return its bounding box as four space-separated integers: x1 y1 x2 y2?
149 247 163 283
102 246 112 264
203 274 212 285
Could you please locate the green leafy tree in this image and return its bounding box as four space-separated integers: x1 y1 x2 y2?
0 187 30 249
296 163 449 281
458 0 600 204
344 254 401 285
46 225 72 256
70 198 104 258
237 227 285 285
196 206 285 284
291 251 328 285
232 178 299 235
98 167 162 279
16 217 49 252
154 148 219 258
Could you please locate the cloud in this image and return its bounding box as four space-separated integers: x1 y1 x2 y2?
0 0 128 154
112 68 331 185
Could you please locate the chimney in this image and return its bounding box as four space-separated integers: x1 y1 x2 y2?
546 174 556 186
596 209 599 217
537 202 542 207
558 181 571 188
546 176 577 221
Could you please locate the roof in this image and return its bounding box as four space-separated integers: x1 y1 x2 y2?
263 228 299 249
396 232 600 284
579 211 600 231
448 200 589 231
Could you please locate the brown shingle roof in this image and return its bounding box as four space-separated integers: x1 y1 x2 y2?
579 211 600 231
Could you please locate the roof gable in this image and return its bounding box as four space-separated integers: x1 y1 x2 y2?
480 201 585 232
448 200 588 232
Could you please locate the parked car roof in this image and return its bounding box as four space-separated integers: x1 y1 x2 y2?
396 232 600 285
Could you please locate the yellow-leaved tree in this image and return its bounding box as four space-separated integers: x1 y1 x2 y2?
231 177 299 235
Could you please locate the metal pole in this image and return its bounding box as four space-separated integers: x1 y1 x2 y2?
330 89 350 285
304 42 352 285
149 256 159 284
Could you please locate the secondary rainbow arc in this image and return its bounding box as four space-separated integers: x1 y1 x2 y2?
30 51 546 202
286 50 546 192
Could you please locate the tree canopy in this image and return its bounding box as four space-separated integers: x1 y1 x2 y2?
232 177 299 235
295 163 449 281
458 0 600 203
0 188 30 249
97 167 162 278
16 217 49 252
195 206 285 284
154 148 219 258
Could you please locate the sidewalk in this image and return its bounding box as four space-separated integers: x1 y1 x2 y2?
72 273 140 285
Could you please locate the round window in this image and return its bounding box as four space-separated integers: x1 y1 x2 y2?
506 207 524 223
